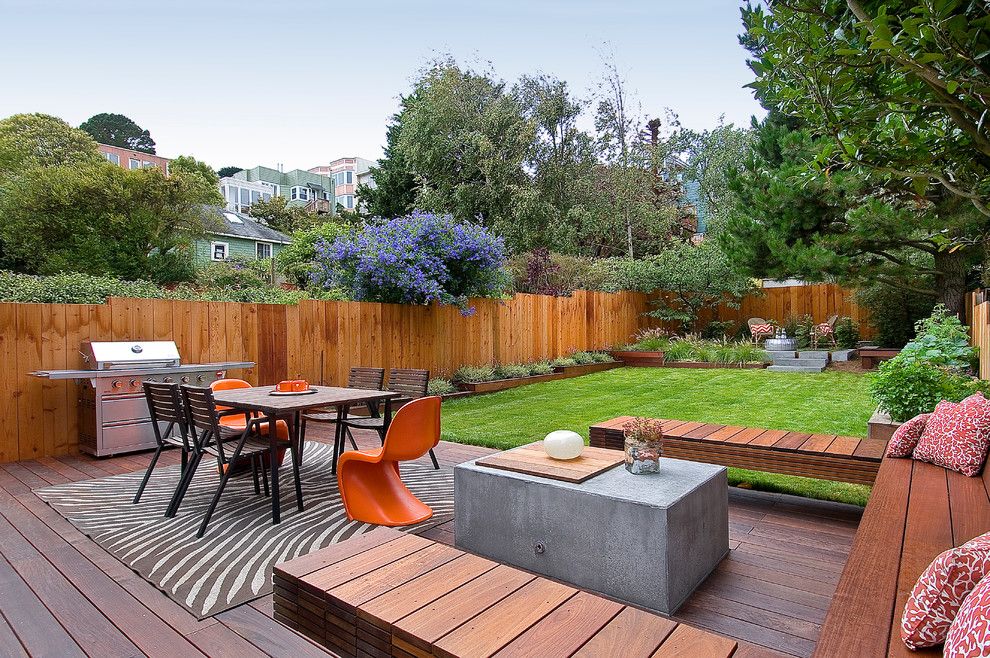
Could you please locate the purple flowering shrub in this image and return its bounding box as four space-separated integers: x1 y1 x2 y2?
313 211 509 313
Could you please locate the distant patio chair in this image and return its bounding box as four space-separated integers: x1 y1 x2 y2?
747 318 775 344
812 315 839 349
300 367 386 455
337 396 442 526
336 368 439 471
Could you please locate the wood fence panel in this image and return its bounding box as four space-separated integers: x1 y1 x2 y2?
0 283 870 462
969 292 990 380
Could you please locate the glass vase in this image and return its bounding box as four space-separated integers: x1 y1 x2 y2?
624 434 662 474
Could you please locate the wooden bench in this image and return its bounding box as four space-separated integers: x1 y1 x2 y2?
273 527 739 658
590 417 886 485
814 456 990 657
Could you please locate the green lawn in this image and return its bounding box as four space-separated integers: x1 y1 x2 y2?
440 367 876 506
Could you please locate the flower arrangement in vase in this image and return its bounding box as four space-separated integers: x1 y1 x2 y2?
623 417 665 475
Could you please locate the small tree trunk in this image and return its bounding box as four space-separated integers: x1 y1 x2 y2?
933 248 971 318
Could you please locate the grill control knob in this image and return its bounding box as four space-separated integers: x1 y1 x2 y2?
197 375 206 383
129 379 139 388
180 376 190 384
163 376 173 383
111 380 123 389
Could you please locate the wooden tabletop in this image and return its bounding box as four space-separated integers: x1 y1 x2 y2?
211 385 398 414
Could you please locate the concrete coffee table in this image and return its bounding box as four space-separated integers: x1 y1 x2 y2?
454 453 728 615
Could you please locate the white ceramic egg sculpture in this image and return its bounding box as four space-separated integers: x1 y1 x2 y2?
543 430 584 460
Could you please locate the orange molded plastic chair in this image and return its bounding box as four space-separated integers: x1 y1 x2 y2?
337 396 441 526
210 379 288 470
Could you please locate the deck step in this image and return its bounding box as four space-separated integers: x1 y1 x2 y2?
769 357 828 368
767 364 827 373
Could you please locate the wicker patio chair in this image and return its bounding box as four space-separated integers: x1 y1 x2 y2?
747 317 775 344
812 315 839 349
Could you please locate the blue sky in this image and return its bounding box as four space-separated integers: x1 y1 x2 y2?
1 0 763 170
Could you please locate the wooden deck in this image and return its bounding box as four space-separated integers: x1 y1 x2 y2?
0 426 862 658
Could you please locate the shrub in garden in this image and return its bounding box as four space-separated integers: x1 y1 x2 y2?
0 270 168 303
313 211 510 314
493 363 531 380
701 320 735 340
527 362 554 375
590 351 614 363
427 378 457 396
551 356 578 367
855 284 935 348
871 305 985 421
452 365 498 384
834 317 860 349
569 351 596 365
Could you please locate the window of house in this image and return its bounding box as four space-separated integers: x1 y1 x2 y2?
239 187 251 208
104 152 119 165
129 158 140 169
143 161 155 168
291 186 309 201
223 212 243 224
338 195 354 209
346 171 353 184
211 242 229 261
256 242 272 260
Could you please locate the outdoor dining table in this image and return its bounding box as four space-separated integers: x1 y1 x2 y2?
210 385 399 525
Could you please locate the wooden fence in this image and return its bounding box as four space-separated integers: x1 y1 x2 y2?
968 291 990 380
0 283 865 463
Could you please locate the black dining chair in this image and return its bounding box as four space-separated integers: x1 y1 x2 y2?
300 367 385 452
136 382 193 514
180 385 288 538
337 368 439 470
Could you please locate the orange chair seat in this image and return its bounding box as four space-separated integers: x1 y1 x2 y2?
336 396 441 527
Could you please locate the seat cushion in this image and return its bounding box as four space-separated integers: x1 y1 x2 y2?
750 323 773 335
886 413 931 458
901 536 990 649
913 394 990 477
944 571 990 656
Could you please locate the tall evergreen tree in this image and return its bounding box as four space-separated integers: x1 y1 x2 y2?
79 113 156 153
357 94 418 219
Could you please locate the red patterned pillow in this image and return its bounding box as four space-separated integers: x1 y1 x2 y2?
750 323 773 335
914 394 990 477
886 413 931 458
815 322 834 335
944 572 990 657
902 545 990 649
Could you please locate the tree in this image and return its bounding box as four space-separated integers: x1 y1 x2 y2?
743 1 990 218
0 163 215 281
358 95 419 219
247 195 319 234
0 113 101 173
168 155 223 207
217 166 243 179
684 118 752 235
275 221 350 288
79 113 156 153
722 112 982 314
599 240 754 330
395 61 538 249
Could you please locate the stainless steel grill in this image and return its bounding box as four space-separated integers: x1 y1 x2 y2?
32 340 254 457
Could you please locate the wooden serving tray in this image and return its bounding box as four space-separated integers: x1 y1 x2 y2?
475 441 624 483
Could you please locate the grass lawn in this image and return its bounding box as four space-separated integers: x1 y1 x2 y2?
440 367 876 506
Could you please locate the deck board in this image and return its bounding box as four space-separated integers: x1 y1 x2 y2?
0 423 863 657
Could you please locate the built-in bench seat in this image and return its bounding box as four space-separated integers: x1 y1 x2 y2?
273 527 741 658
814 456 990 656
589 416 885 485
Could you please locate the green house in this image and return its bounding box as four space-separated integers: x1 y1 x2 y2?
192 208 291 266
222 166 334 214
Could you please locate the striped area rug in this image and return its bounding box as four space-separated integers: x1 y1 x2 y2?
35 442 454 619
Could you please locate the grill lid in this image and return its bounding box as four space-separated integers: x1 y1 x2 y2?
81 340 181 370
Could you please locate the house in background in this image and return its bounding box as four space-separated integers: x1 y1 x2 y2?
98 144 171 173
192 208 291 266
219 166 334 214
308 157 374 211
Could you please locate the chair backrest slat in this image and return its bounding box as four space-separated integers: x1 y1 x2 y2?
387 368 429 398
348 367 385 391
143 382 185 425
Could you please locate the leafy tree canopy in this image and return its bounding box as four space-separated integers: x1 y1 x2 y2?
168 155 223 207
217 166 243 179
0 162 215 281
79 113 156 154
0 113 101 173
247 195 320 234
